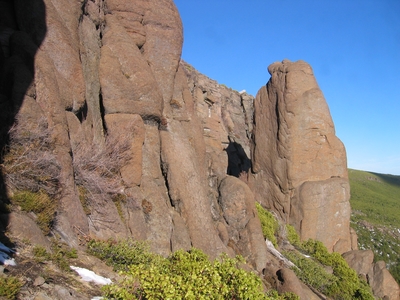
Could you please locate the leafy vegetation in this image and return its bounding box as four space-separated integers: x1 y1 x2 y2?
348 169 400 283
285 239 374 299
286 224 301 247
33 241 78 271
0 276 22 300
256 202 279 247
11 190 56 235
88 238 297 300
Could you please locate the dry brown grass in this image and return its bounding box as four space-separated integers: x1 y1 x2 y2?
1 117 60 196
72 132 132 208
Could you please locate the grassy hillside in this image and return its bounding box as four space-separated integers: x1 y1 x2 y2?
348 169 400 283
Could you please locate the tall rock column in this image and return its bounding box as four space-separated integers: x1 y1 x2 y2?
252 60 352 253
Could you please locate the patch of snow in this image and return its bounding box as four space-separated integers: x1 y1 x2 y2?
70 266 112 285
239 90 246 94
91 297 104 300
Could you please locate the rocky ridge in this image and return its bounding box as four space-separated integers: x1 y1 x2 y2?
0 0 399 299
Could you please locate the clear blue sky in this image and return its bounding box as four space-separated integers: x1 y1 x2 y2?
174 0 400 175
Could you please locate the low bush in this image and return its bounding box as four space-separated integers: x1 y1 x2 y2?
11 190 55 234
256 202 279 247
285 224 301 247
33 241 77 271
88 239 298 300
287 239 374 300
0 276 22 299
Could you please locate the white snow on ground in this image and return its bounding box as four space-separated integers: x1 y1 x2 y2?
0 242 17 266
70 266 112 285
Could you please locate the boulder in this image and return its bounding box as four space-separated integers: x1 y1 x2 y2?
369 261 400 300
276 268 320 300
218 176 268 272
342 250 374 276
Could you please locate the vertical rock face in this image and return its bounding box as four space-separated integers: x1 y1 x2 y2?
1 0 356 271
252 60 351 253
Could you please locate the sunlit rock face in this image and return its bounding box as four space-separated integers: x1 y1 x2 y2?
251 59 351 253
1 0 352 264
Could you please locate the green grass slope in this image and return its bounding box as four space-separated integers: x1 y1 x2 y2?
348 169 400 283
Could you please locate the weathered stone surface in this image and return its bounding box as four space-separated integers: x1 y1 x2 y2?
182 61 254 182
140 124 173 256
218 176 268 272
251 60 351 253
2 1 391 298
369 261 400 300
276 268 320 300
78 13 104 145
170 211 192 252
291 177 351 252
6 212 51 251
99 13 163 117
342 250 374 276
105 114 145 187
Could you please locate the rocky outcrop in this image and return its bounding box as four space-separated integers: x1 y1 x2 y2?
344 250 400 300
251 60 351 253
2 0 397 298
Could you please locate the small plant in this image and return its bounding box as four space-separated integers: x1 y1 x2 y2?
50 240 78 271
286 224 301 247
11 190 56 235
256 202 279 247
78 185 91 215
0 276 22 299
33 241 77 271
112 193 127 222
33 245 51 262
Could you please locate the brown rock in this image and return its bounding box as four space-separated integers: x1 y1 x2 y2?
342 250 374 276
369 261 400 300
99 13 163 117
170 211 192 252
276 268 321 300
291 177 351 252
218 176 268 272
104 114 145 187
252 60 351 253
6 212 51 251
140 124 173 256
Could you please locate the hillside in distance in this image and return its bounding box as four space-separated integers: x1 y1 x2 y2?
349 169 400 283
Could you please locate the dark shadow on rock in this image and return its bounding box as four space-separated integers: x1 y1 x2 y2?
225 140 252 177
0 0 47 248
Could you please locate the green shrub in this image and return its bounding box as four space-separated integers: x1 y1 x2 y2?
284 250 336 294
33 245 51 262
291 239 374 299
88 239 291 299
0 276 22 299
11 190 55 234
33 242 77 271
256 203 279 247
286 224 301 246
87 239 154 272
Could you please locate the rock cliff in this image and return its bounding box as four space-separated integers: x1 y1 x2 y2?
1 0 398 299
